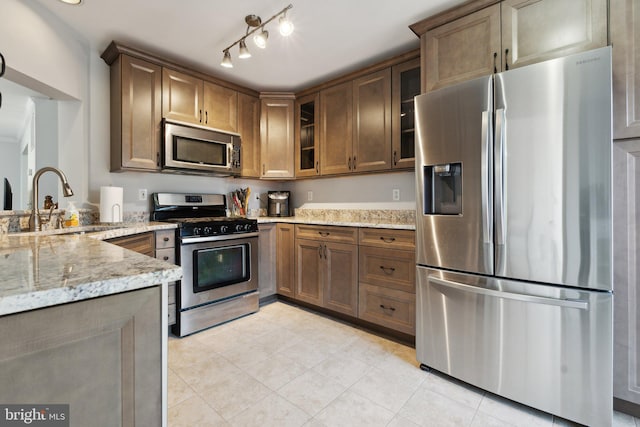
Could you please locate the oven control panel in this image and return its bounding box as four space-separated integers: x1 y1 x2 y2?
180 218 258 237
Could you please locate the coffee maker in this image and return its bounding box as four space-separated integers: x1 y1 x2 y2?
267 191 291 217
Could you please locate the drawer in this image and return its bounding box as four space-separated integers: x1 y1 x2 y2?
156 247 176 264
168 303 176 325
359 228 415 250
168 283 176 305
295 224 357 244
359 246 415 293
155 229 175 249
358 284 415 335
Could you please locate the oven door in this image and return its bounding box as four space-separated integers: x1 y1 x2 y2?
178 233 258 309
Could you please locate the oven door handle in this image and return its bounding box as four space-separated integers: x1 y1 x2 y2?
181 232 259 244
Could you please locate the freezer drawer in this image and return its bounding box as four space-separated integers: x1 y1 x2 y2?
416 266 612 427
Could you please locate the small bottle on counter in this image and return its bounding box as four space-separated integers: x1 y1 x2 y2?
64 201 79 227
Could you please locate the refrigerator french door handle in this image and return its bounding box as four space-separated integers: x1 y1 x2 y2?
481 110 492 247
428 275 589 310
495 108 506 248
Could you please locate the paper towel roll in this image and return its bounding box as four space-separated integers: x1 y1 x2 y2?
100 186 123 223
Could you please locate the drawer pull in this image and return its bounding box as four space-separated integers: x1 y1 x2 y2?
380 237 396 243
319 231 330 237
163 237 170 242
163 256 169 261
379 304 396 312
379 266 396 274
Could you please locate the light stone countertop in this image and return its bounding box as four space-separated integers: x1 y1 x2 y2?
256 216 416 230
0 224 182 317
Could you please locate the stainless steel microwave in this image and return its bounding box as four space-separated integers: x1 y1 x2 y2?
163 120 241 176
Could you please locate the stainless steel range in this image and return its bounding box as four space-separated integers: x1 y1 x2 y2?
152 192 259 337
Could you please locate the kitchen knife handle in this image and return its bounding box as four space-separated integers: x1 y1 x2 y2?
0 52 5 77
495 108 506 248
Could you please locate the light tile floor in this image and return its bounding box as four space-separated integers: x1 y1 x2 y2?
168 301 639 427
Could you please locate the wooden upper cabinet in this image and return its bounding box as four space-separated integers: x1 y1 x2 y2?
203 81 238 132
295 93 320 177
353 68 392 172
392 58 420 169
501 0 607 70
320 81 353 175
420 0 607 92
260 94 295 178
611 0 640 140
424 4 501 92
162 68 203 125
110 55 162 171
238 92 261 178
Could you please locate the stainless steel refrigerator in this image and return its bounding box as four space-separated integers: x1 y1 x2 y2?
415 47 613 426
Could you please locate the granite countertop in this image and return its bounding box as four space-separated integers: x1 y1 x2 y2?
256 203 417 230
15 221 177 240
0 226 182 317
257 216 415 230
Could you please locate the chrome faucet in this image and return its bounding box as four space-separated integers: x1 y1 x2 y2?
28 167 74 231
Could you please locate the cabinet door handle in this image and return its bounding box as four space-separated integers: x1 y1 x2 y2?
318 231 330 237
199 109 203 123
348 157 351 170
0 52 5 77
205 110 208 124
353 156 356 170
316 161 319 174
505 49 509 71
323 244 327 259
380 236 396 243
379 266 396 274
262 164 266 175
156 152 160 167
393 150 397 166
379 304 396 312
493 52 498 74
318 244 323 258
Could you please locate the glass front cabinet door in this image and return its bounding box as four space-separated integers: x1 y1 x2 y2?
295 93 320 177
392 58 420 169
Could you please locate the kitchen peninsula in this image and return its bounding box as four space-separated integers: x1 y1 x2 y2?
0 231 182 426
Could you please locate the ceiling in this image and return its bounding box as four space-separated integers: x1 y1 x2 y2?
30 0 464 92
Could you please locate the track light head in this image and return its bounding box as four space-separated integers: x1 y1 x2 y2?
238 39 251 59
221 50 233 68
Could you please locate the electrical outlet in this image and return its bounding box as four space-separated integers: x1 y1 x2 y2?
138 189 148 201
392 189 400 201
307 191 313 201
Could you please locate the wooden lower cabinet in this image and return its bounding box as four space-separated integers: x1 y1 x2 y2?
357 228 416 334
258 223 277 299
294 238 324 306
0 287 162 426
276 223 295 297
286 224 415 335
323 241 358 316
294 225 358 316
358 284 416 335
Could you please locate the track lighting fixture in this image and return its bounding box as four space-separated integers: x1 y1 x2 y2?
220 4 294 68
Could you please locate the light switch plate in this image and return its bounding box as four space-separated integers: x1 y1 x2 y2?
138 189 148 201
392 189 400 201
